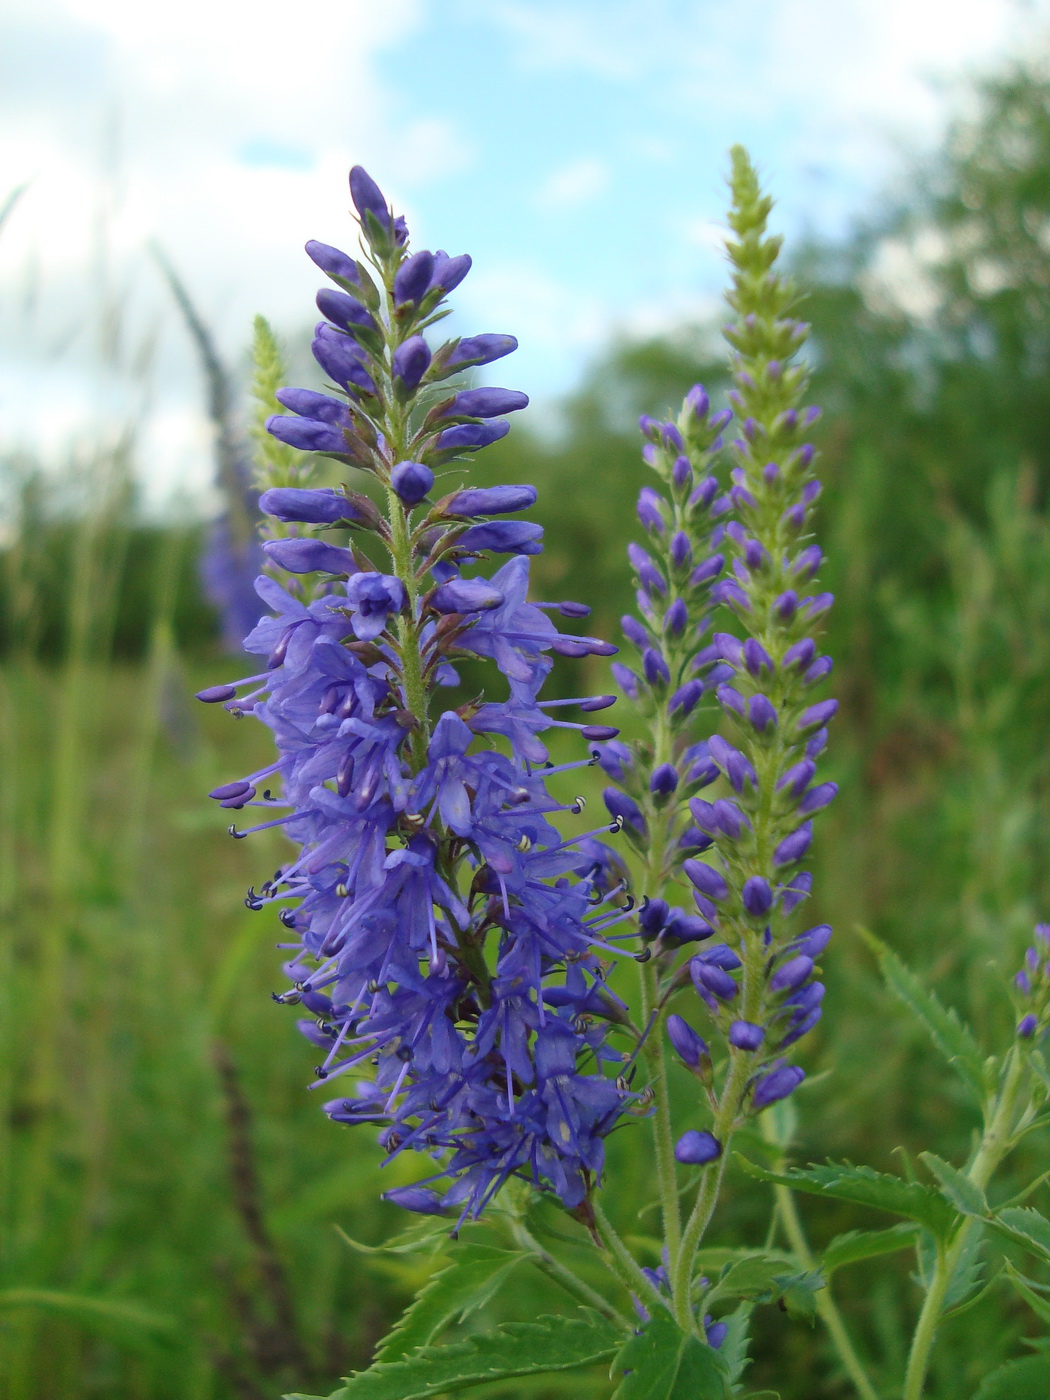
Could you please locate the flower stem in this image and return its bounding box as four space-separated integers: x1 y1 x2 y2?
512 1220 630 1327
759 1116 880 1400
593 1199 669 1317
671 1048 752 1329
902 1046 1026 1400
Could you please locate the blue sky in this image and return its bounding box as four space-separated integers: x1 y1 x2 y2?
0 0 1044 508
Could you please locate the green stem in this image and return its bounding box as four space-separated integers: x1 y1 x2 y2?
639 958 682 1271
512 1221 629 1326
902 1046 1026 1400
760 1118 880 1400
671 1048 752 1329
593 1199 669 1317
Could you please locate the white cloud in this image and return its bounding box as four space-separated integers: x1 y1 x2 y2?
535 157 609 210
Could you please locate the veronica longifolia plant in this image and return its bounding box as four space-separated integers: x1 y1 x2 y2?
203 152 1050 1400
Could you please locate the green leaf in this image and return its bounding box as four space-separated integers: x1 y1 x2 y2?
920 1152 989 1216
988 1206 1050 1265
775 1270 824 1323
736 1156 957 1238
374 1245 519 1363
334 1219 449 1257
716 1303 753 1386
0 1289 178 1351
822 1223 920 1274
610 1312 730 1400
1004 1260 1050 1328
861 930 989 1103
704 1254 796 1308
973 1354 1050 1398
290 1311 623 1400
744 1392 781 1398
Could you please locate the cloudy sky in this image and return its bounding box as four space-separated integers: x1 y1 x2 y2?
0 0 1045 508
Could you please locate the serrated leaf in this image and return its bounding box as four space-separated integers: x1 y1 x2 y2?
1005 1261 1050 1327
822 1223 920 1274
775 1270 824 1323
736 1156 957 1238
611 1312 730 1400
988 1206 1050 1265
920 1152 988 1216
374 1246 519 1363
291 1311 623 1400
861 930 988 1104
335 1219 449 1256
717 1303 753 1385
704 1254 794 1308
973 1354 1050 1398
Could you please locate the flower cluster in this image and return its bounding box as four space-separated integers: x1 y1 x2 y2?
1014 923 1050 1039
664 148 836 1123
199 167 642 1224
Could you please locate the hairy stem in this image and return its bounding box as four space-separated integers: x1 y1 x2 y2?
760 1117 879 1400
593 1199 669 1317
902 1047 1026 1400
512 1220 629 1327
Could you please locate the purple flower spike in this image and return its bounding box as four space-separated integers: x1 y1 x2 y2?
391 460 434 506
666 1014 709 1068
436 421 511 453
450 387 529 418
691 961 738 1001
683 860 729 901
259 488 356 524
447 485 538 516
263 539 357 575
446 333 517 369
748 694 777 732
774 822 813 867
650 763 678 797
393 335 432 391
684 383 710 421
346 572 406 640
770 955 814 992
316 288 375 333
752 1063 806 1110
431 578 505 613
1019 1014 1039 1039
799 781 838 816
266 415 348 455
729 1020 765 1051
305 239 360 285
456 521 544 556
742 876 773 916
603 787 647 835
349 165 392 231
381 1185 448 1215
674 1129 721 1165
394 250 435 305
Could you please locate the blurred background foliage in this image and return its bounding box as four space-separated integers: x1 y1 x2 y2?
6 55 1050 1400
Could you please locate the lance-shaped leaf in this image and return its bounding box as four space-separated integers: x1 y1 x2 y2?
987 1206 1050 1266
920 1152 989 1217
610 1312 731 1400
374 1245 520 1362
822 1223 920 1274
973 1354 1050 1398
736 1157 957 1239
1004 1260 1050 1327
861 930 989 1105
288 1311 623 1400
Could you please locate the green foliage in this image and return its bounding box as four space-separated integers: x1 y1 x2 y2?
290 1311 623 1400
987 1207 1050 1266
972 1354 1050 1398
736 1158 958 1238
821 1224 920 1274
610 1312 730 1400
861 931 990 1105
372 1245 520 1363
919 1152 989 1216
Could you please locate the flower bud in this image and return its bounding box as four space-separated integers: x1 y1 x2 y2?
729 1020 764 1051
674 1129 721 1165
666 1013 708 1067
391 460 434 505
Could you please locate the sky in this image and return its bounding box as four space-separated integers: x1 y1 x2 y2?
0 0 1046 511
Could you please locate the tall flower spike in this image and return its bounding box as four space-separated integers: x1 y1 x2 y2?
686 144 834 1110
201 166 641 1225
